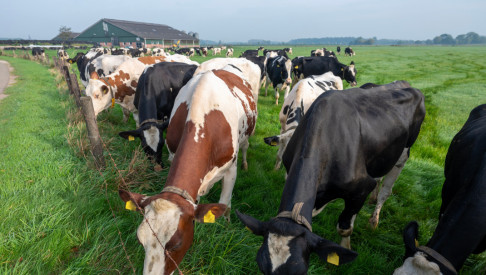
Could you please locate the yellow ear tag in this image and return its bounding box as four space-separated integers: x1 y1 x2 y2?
327 252 340 266
111 98 115 108
294 66 299 69
203 210 215 223
277 65 280 67
341 68 344 71
128 135 135 141
415 239 419 247
271 141 278 146
125 200 137 211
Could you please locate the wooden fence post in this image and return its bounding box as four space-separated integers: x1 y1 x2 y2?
62 65 74 94
80 96 106 170
69 70 82 107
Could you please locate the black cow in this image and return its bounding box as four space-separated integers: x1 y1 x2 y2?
395 104 486 275
292 56 357 86
237 82 425 274
240 49 259 58
118 62 198 165
243 55 267 82
345 47 355 56
337 46 341 55
67 50 103 87
31 47 45 59
128 48 142 57
264 55 292 104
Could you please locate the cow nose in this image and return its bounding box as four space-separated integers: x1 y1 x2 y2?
286 78 292 84
351 81 357 87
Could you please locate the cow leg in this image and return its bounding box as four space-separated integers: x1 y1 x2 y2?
264 79 270 97
240 139 249 171
369 148 409 229
132 111 140 128
219 163 237 221
337 177 377 249
368 177 383 204
275 89 280 105
283 86 290 100
122 107 131 123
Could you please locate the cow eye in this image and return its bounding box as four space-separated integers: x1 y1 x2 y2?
102 86 109 94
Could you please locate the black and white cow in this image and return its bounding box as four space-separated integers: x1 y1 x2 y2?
264 55 292 105
292 56 357 87
337 46 341 55
344 47 355 56
31 47 45 59
237 82 425 274
283 48 293 55
394 104 486 275
263 49 289 59
263 72 343 170
57 49 69 62
240 50 259 58
67 50 103 87
118 62 198 165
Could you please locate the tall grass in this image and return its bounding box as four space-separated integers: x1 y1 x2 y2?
0 45 485 274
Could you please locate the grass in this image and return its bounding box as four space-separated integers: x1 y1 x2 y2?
1 45 486 274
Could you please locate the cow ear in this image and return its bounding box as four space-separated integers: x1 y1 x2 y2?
119 129 142 140
235 210 267 236
118 189 148 211
90 71 100 80
402 221 420 258
101 85 109 95
307 234 358 266
194 203 227 223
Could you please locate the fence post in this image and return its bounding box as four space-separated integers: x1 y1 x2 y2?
70 70 82 107
62 65 74 94
80 96 106 170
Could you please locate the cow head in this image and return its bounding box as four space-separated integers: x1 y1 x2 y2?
119 190 227 275
291 57 304 85
393 221 456 275
118 121 169 165
270 56 292 89
343 61 357 87
85 72 113 116
236 211 357 275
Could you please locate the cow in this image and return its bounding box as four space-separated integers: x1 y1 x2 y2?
118 62 198 165
264 55 292 105
292 56 357 87
31 47 45 59
345 47 355 56
242 55 267 84
237 82 425 274
337 46 341 55
67 50 104 87
226 48 234 57
240 49 259 58
151 48 166 56
283 47 293 55
57 49 69 62
85 55 197 124
394 104 486 275
263 49 289 59
212 47 222 55
128 48 142 57
263 72 343 170
119 62 261 275
201 47 208 57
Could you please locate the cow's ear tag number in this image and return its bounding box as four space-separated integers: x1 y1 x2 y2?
128 135 135 141
203 210 215 223
327 252 340 266
125 200 137 211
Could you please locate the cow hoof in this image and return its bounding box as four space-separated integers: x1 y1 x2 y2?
369 216 379 230
274 163 281 170
340 236 352 250
154 164 163 172
223 207 231 222
241 162 248 171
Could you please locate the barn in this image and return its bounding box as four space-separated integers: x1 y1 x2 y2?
74 18 199 49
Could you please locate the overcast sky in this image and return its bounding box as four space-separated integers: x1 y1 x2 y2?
2 0 485 42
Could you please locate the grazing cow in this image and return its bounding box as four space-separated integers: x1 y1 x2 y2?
85 55 197 123
237 82 425 274
394 104 486 275
152 48 166 56
67 50 103 87
264 55 292 104
212 47 222 55
31 47 45 59
226 48 234 57
57 49 69 62
119 63 260 275
337 46 341 55
201 47 208 57
292 56 357 87
345 47 355 56
118 62 198 165
240 49 259 58
263 72 343 170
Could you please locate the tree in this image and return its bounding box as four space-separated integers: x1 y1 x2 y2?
57 26 72 41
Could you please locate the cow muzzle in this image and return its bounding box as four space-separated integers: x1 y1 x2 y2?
350 81 357 87
263 136 280 146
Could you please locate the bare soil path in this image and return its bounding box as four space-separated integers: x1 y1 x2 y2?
0 60 16 101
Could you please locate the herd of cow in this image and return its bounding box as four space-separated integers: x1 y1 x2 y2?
64 45 485 275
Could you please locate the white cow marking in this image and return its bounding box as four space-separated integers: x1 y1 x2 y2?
393 252 441 275
143 126 160 152
268 233 294 272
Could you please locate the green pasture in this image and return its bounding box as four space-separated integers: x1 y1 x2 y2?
0 45 485 274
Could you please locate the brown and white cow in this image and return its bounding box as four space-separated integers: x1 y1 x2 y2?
212 47 222 55
86 55 198 124
264 72 343 170
119 63 260 275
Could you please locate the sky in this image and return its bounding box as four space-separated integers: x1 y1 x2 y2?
1 0 485 42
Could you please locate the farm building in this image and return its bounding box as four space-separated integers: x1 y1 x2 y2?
74 18 199 48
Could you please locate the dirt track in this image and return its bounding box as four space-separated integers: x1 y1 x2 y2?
0 60 15 101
